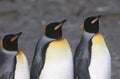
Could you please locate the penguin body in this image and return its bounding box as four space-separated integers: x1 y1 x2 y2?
31 20 73 79
74 31 94 79
74 15 111 79
89 33 111 79
39 38 73 79
0 32 30 79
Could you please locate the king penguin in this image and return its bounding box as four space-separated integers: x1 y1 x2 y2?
30 19 74 79
74 15 111 79
0 32 30 79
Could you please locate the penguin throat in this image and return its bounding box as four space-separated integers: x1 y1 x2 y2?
83 31 95 40
46 32 62 39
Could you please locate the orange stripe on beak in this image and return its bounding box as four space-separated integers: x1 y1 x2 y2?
54 23 62 30
11 35 19 42
10 32 22 42
54 19 67 30
91 18 99 24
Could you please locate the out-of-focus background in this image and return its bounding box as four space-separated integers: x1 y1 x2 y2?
0 0 120 79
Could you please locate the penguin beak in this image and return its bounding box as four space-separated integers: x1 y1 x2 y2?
16 32 22 36
91 15 101 24
60 19 67 24
11 32 22 42
54 19 67 30
97 15 101 18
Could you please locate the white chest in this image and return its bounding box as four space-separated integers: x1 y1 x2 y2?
89 45 111 79
39 39 74 79
14 52 30 79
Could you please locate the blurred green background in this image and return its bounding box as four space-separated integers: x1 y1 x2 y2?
0 0 120 79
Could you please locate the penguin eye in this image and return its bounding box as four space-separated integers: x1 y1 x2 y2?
54 23 62 30
10 36 18 42
91 18 98 24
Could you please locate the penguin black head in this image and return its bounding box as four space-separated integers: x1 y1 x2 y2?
45 19 67 39
2 32 22 51
83 15 101 33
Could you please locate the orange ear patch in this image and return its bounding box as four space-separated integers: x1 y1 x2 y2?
81 23 84 30
43 26 46 33
0 40 2 48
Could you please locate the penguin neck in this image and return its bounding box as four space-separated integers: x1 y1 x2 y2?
42 34 56 41
82 31 95 41
2 48 17 55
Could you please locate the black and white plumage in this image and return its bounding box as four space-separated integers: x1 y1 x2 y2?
30 19 74 79
0 32 30 79
74 15 111 79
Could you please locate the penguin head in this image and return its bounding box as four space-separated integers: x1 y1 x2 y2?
2 32 22 51
83 15 101 33
44 19 67 39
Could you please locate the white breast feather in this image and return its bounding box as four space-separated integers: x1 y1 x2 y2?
89 44 111 79
39 39 73 79
15 51 30 79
